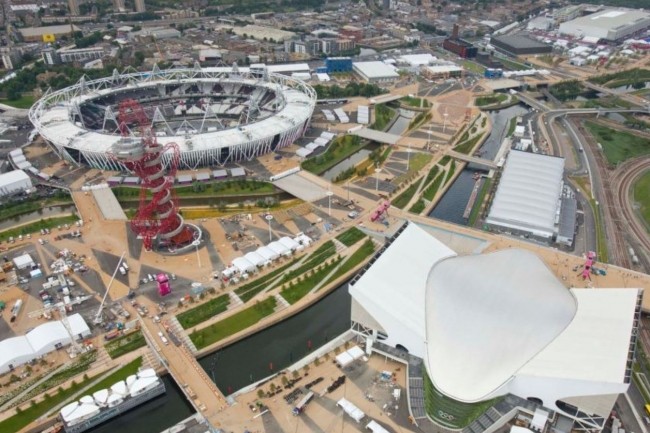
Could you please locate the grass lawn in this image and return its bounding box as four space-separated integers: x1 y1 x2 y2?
392 180 421 209
336 227 366 247
584 121 650 165
302 135 366 175
444 161 457 186
236 259 300 302
84 357 143 396
454 133 484 155
190 297 277 349
177 294 230 329
0 215 79 242
104 331 146 359
401 96 430 108
393 153 432 185
422 173 444 201
460 60 485 75
409 199 425 214
322 239 375 287
113 180 275 199
371 104 395 131
475 93 507 107
506 117 517 137
633 170 650 229
0 95 36 109
468 178 491 226
281 259 341 304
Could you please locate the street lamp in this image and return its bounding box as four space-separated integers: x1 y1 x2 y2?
265 214 273 242
346 179 350 202
192 239 201 268
406 144 412 171
375 168 382 192
326 191 334 216
443 109 449 134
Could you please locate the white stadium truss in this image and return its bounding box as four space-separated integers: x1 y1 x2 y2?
29 64 317 170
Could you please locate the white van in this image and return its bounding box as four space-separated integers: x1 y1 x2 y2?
122 262 129 271
157 331 169 345
119 266 126 276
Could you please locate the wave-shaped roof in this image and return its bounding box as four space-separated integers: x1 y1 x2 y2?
425 249 577 402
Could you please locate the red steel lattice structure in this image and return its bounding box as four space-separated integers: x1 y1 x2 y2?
114 99 194 250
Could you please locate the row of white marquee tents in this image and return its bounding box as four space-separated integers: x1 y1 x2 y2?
222 234 313 279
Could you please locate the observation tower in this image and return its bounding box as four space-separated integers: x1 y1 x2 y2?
111 99 201 253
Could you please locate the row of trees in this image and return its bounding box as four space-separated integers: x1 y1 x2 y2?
313 82 387 99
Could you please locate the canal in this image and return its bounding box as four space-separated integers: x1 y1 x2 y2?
429 104 530 225
199 281 352 394
0 205 76 231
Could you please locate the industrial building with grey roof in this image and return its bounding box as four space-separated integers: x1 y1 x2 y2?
490 34 553 57
559 8 650 42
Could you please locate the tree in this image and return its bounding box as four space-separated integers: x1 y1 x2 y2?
257 389 265 398
292 370 299 379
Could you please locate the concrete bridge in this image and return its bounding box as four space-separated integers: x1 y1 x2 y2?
445 149 499 169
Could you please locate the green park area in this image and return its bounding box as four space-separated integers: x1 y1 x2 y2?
402 95 430 108
0 215 79 242
322 238 375 287
584 121 650 165
190 297 277 349
177 294 230 329
371 104 395 131
0 95 36 109
113 180 275 199
302 135 365 175
475 93 507 107
336 227 366 247
634 170 650 229
589 68 650 89
104 331 147 359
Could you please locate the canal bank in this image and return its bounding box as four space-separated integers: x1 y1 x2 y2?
429 104 530 225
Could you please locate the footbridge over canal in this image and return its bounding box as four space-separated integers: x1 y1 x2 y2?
445 149 499 170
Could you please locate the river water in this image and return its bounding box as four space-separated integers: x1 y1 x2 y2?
198 281 352 395
429 104 530 225
0 205 75 231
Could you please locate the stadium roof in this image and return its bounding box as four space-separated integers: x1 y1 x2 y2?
19 25 81 37
561 8 650 32
349 223 456 357
32 69 315 155
486 150 564 239
425 249 577 402
353 61 400 79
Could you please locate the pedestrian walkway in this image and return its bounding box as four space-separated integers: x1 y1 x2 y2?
274 293 290 311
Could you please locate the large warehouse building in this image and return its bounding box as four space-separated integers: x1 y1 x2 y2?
486 150 569 243
352 61 400 83
0 169 33 197
559 8 650 42
490 34 553 57
350 222 640 432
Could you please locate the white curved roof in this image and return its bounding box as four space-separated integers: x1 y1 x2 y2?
110 380 128 396
129 376 159 397
278 236 300 251
256 246 278 261
232 257 256 274
125 374 137 387
26 320 69 356
93 389 109 405
425 249 577 402
0 336 34 372
244 251 266 267
61 402 100 423
106 394 123 407
486 150 565 238
268 241 290 256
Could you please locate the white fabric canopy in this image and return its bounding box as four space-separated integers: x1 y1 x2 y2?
337 398 364 422
244 252 267 267
232 257 256 274
278 236 300 251
256 246 279 261
268 241 290 256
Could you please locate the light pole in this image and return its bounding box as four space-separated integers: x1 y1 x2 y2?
346 179 350 202
406 146 411 171
375 167 382 192
192 240 201 268
326 191 334 216
443 109 449 134
265 214 273 242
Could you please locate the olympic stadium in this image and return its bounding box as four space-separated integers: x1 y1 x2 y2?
28 64 317 170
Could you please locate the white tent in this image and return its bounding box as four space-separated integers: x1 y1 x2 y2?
232 257 256 274
244 251 267 267
348 345 364 360
294 234 312 247
366 420 390 433
13 253 34 270
268 241 291 257
221 266 239 278
335 351 355 367
278 236 300 251
296 148 313 158
337 398 364 422
256 246 279 261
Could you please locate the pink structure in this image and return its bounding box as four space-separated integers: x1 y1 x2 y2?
580 251 597 280
156 273 171 296
370 200 391 222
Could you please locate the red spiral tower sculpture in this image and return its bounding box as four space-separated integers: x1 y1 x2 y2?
112 99 195 251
